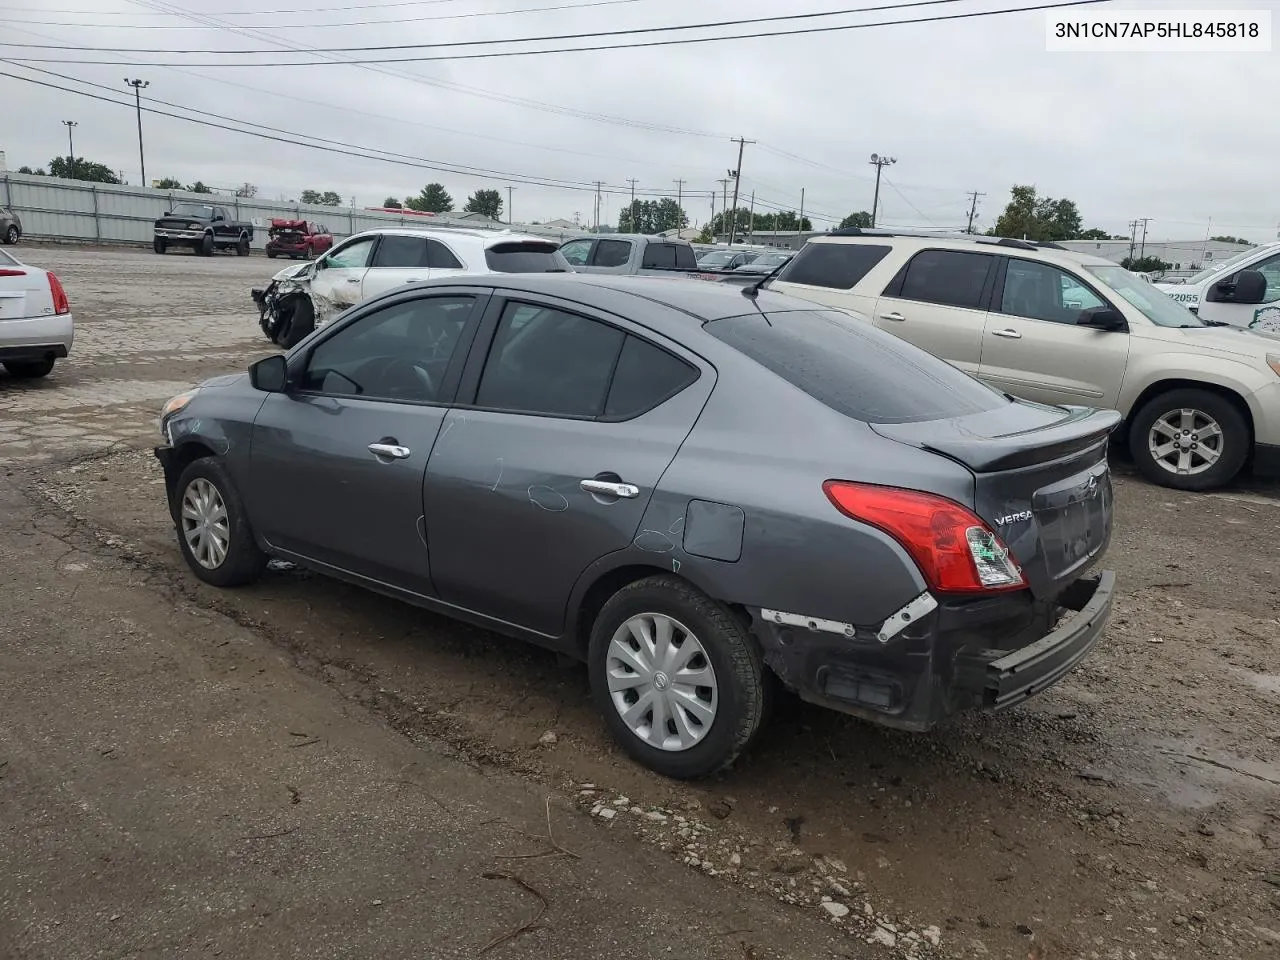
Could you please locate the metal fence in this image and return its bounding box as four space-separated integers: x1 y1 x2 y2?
0 172 583 249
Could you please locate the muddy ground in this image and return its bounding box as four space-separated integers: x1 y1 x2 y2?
2 246 1278 960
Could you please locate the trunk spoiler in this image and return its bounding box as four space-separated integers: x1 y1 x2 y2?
871 406 1122 473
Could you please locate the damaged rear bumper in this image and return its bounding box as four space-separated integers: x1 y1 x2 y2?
750 571 1115 732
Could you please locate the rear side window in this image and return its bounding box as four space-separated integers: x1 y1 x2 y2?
373 235 429 268
705 309 1006 424
593 239 632 267
604 337 699 418
427 239 464 269
775 243 890 289
894 250 993 309
642 243 677 269
484 241 569 273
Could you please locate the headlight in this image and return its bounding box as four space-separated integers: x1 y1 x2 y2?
1268 354 1280 378
161 389 199 421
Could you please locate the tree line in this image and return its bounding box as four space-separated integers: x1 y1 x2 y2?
381 183 504 221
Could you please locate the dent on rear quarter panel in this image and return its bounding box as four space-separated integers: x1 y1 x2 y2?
640 366 976 627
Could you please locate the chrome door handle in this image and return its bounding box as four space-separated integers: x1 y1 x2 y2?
992 328 1022 339
346 277 361 284
580 479 640 499
879 312 906 322
368 443 411 460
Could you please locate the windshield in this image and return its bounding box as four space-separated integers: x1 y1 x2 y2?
698 251 737 267
1083 264 1205 327
752 253 792 267
170 202 214 219
1186 247 1259 284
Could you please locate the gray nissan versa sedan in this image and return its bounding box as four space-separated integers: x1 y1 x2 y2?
155 274 1119 778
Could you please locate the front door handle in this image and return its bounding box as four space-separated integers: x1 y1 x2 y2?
346 277 361 284
368 442 411 460
879 311 906 322
580 479 640 499
991 328 1022 339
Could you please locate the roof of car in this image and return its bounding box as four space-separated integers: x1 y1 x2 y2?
809 230 1118 269
561 233 693 245
422 272 812 324
349 227 557 248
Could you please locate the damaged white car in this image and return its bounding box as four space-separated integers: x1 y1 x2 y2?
251 228 572 347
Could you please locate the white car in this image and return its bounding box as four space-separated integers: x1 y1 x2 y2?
1153 241 1280 332
0 246 73 380
252 228 570 347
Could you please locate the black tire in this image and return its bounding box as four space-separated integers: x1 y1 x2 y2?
1128 387 1249 491
236 234 250 257
172 457 267 587
153 237 167 255
199 232 215 257
6 225 21 244
588 575 768 779
277 297 315 349
3 358 54 379
266 249 277 259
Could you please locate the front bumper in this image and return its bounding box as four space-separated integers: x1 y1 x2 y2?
751 571 1115 731
155 229 204 240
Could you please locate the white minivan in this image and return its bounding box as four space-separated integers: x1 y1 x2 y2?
1154 241 1280 332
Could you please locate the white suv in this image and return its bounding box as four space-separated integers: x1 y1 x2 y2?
770 230 1280 490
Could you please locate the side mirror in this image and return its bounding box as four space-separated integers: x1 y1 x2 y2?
1229 269 1266 304
163 210 172 216
1077 307 1127 331
249 354 288 392
212 214 224 222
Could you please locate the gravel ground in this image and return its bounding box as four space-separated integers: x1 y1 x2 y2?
3 246 1279 960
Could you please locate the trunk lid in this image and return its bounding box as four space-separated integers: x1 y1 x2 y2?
871 402 1120 599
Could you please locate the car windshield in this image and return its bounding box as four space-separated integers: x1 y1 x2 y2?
170 203 215 219
1082 264 1206 327
698 251 738 267
750 253 792 268
1186 247 1259 285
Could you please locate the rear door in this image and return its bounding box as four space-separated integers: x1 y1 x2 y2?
423 294 711 635
309 234 378 322
978 257 1129 408
871 248 996 376
425 237 467 281
362 234 431 301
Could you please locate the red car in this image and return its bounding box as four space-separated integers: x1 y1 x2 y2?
265 219 333 260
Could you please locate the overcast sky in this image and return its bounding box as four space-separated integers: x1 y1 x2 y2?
3 0 1278 240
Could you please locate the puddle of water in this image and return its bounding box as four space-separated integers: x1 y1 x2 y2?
1128 734 1279 809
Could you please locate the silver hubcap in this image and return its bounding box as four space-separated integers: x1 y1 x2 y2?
607 613 718 752
180 477 230 569
1148 408 1223 476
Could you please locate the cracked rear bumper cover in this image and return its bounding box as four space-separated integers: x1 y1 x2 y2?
750 571 1115 732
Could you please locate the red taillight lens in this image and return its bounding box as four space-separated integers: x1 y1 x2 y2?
47 272 70 315
0 268 26 277
823 481 1025 594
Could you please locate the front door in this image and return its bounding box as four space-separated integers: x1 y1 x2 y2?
871 248 996 376
978 258 1129 408
423 297 710 636
309 235 378 324
1197 249 1280 331
248 291 484 593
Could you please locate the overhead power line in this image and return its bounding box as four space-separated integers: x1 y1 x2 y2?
5 0 645 30
1 1 1115 65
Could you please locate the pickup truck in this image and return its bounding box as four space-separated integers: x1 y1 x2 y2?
557 234 759 284
153 202 254 257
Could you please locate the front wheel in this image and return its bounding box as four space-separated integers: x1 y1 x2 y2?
173 458 267 587
3 225 18 244
1129 388 1249 490
153 237 167 255
236 235 250 257
588 575 768 779
3 358 54 379
277 296 315 349
266 249 277 259
199 233 215 257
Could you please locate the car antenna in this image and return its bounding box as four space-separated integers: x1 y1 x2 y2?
740 257 789 300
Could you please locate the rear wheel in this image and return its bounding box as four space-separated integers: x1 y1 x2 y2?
199 233 214 257
236 234 250 257
3 358 55 379
1129 388 1249 490
173 458 267 587
153 237 167 254
3 225 18 244
588 575 768 779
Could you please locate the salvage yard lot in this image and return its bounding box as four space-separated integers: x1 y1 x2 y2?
3 245 1280 959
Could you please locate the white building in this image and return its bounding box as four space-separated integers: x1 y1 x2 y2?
1057 238 1253 274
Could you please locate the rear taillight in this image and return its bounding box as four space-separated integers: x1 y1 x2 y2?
823 481 1025 594
0 268 25 277
48 272 70 315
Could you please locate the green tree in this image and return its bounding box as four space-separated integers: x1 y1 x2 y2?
300 189 342 206
653 198 687 232
405 182 453 213
1120 255 1172 273
234 182 258 198
1211 235 1250 245
186 181 213 194
382 197 403 209
697 224 715 243
464 188 503 220
48 156 120 183
1077 228 1117 240
154 177 184 189
17 165 47 176
706 207 753 236
989 185 1082 242
839 211 874 230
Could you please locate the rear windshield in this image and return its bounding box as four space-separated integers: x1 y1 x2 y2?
774 242 891 289
705 309 1008 424
484 242 570 273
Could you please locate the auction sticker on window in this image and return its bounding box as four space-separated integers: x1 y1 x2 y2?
1046 9 1271 52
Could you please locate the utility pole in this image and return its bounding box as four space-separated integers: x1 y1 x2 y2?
869 153 896 228
748 190 755 240
61 120 78 180
727 137 755 247
1137 217 1152 259
799 187 805 235
717 178 731 239
1127 219 1139 261
965 190 986 234
506 185 515 225
673 179 685 233
626 178 638 231
124 78 150 187
593 181 603 232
